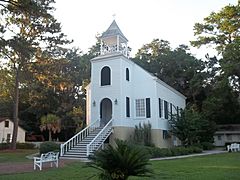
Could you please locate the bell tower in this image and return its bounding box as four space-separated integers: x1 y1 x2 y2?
100 20 129 57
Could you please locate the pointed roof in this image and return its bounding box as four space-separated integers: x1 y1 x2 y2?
101 20 128 42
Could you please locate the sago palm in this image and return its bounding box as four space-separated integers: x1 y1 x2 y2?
88 139 152 180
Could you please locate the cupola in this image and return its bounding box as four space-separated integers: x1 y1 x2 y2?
100 20 129 57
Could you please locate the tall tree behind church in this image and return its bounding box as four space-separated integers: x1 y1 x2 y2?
132 39 206 108
0 0 70 149
191 2 240 124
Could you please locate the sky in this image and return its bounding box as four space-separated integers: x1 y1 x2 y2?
54 0 237 59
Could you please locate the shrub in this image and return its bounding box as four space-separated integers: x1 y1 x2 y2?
146 146 202 158
171 147 189 156
133 122 153 146
158 148 172 157
0 143 36 150
201 142 215 150
147 147 172 158
190 146 202 153
39 141 60 154
88 139 153 180
0 143 10 150
16 143 35 149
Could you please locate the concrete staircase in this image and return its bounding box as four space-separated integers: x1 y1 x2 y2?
60 119 113 159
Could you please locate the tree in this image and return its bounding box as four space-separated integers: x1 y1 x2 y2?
191 3 240 91
221 38 240 92
0 0 40 13
191 2 240 123
40 113 61 141
191 3 240 53
0 0 70 149
169 108 215 146
88 139 152 180
0 68 14 117
133 39 205 107
202 78 240 124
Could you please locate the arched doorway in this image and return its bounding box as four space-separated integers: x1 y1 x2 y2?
100 98 112 126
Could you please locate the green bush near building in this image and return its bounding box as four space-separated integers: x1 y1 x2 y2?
39 141 60 154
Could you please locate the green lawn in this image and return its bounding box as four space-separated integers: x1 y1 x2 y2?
0 149 38 163
1 152 240 180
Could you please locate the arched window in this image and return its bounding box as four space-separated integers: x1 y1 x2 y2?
101 66 111 86
126 68 129 81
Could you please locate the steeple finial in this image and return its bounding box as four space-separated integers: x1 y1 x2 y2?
112 13 116 20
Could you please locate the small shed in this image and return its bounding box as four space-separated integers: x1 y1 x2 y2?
0 117 26 143
214 124 240 146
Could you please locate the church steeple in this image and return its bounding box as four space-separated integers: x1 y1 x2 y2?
100 20 129 57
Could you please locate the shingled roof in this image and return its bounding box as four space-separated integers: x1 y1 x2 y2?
0 117 10 123
101 20 128 42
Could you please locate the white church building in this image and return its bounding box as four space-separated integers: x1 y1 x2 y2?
61 20 186 158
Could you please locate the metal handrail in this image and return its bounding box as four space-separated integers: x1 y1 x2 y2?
60 119 100 156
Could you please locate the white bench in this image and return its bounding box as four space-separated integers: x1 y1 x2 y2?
227 143 240 152
34 152 59 170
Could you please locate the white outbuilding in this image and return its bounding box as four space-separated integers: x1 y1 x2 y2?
0 117 26 143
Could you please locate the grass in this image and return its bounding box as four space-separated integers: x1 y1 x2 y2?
130 152 240 179
0 152 240 179
0 149 38 163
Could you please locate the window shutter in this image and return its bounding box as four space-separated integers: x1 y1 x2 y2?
126 97 130 117
159 98 162 118
170 103 173 119
164 100 168 119
146 98 151 118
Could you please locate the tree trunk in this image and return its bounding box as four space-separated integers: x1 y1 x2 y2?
11 68 19 150
49 130 52 141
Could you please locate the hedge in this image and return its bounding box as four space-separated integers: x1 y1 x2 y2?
146 146 202 158
0 143 35 150
39 141 60 154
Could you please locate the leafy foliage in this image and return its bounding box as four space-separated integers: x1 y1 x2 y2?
39 141 60 154
133 122 152 146
40 113 61 141
191 3 240 124
133 39 205 107
88 139 152 180
202 78 240 124
191 4 240 53
169 107 216 146
0 0 70 149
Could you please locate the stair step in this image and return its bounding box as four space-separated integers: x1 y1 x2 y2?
61 155 88 159
61 124 113 159
60 156 89 161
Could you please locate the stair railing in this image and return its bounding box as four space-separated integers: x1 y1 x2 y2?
60 119 100 156
86 119 113 156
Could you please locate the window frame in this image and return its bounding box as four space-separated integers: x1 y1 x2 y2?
4 120 9 128
126 68 130 81
163 130 168 139
100 66 111 86
135 99 145 118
